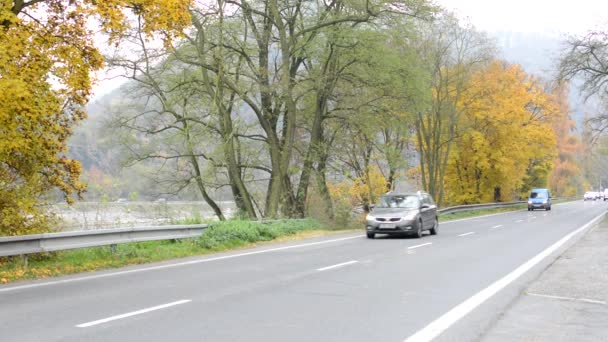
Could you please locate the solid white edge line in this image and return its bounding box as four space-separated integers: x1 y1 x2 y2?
317 260 359 272
490 225 503 229
403 211 606 342
408 242 432 250
526 292 607 305
0 235 362 293
76 299 191 328
458 232 475 237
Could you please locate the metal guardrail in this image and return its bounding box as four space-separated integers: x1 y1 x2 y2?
0 224 208 257
438 201 527 215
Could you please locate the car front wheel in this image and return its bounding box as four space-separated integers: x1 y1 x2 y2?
415 219 424 238
430 218 438 235
366 232 375 239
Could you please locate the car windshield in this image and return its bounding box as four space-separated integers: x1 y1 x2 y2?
377 195 420 208
530 192 547 199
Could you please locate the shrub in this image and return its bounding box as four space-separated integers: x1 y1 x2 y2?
198 219 324 250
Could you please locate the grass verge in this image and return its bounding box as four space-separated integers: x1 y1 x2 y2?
0 219 351 284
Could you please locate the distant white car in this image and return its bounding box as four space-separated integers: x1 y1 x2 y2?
584 192 596 201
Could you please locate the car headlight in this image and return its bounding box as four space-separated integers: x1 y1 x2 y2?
528 201 532 204
366 214 375 221
542 200 548 204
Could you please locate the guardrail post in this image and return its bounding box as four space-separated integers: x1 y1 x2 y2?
20 254 28 269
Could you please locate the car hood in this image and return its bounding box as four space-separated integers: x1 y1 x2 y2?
370 208 417 217
529 198 547 203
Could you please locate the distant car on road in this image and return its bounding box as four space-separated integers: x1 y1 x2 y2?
584 191 596 201
365 191 438 239
528 188 551 211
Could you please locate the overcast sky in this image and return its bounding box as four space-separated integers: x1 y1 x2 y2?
435 0 608 35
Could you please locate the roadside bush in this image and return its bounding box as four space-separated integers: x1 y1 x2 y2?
198 219 324 250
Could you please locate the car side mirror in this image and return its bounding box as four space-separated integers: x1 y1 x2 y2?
421 204 430 209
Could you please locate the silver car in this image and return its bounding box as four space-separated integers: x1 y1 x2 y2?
365 192 438 239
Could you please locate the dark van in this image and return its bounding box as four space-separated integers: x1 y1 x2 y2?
528 188 551 211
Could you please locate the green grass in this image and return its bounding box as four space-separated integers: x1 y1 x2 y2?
0 218 342 284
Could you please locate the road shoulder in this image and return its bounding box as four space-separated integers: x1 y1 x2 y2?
481 217 608 341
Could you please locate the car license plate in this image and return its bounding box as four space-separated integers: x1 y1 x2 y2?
379 223 396 229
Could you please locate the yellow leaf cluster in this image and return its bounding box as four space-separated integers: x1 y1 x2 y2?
0 0 191 235
444 62 559 204
328 167 389 207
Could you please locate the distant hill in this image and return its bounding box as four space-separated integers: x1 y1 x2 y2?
489 30 590 127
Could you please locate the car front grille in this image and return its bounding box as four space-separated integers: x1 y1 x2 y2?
376 218 401 222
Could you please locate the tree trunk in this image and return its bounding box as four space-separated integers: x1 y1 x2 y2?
185 129 225 220
315 141 334 220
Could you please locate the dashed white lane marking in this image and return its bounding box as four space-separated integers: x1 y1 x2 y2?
458 232 475 237
408 243 432 250
317 260 359 272
515 220 524 223
76 299 191 328
490 225 503 229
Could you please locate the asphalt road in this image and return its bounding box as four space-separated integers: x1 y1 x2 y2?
1 200 605 342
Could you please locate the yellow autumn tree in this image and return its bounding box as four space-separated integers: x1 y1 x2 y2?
444 61 558 204
0 0 191 235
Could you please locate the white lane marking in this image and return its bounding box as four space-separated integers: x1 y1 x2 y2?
515 219 524 223
403 210 606 342
408 243 432 250
490 225 503 229
530 217 537 220
0 235 363 293
76 299 191 328
526 292 607 305
317 260 359 272
458 232 475 237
